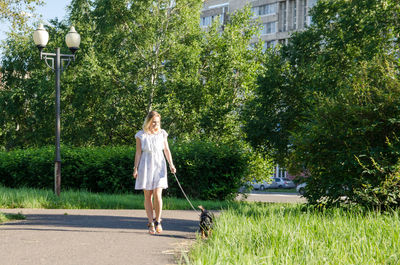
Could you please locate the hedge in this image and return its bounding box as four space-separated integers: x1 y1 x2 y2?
0 141 249 201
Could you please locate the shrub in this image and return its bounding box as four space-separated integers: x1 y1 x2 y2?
290 56 400 209
169 140 249 200
0 146 135 193
351 156 400 211
0 141 249 201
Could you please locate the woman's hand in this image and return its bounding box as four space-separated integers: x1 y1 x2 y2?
133 168 138 179
170 165 176 174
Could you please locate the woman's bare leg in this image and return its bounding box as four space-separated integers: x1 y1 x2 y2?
153 188 163 222
143 190 154 223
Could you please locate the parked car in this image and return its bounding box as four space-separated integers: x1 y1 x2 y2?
296 183 307 195
247 179 270 191
269 178 296 189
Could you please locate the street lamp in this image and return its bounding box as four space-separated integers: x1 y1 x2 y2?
33 24 81 196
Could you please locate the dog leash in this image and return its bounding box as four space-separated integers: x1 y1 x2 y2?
172 173 201 215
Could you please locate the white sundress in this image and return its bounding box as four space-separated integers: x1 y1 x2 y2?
135 129 168 190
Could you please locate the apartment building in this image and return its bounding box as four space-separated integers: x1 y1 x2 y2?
201 0 318 50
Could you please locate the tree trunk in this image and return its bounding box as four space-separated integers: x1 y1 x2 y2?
147 62 157 113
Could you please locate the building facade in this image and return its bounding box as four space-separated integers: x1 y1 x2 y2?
201 0 318 50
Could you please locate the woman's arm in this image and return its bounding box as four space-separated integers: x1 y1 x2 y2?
163 138 176 174
133 137 142 179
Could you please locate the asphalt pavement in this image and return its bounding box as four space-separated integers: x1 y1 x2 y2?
238 191 307 203
0 209 198 265
0 193 305 265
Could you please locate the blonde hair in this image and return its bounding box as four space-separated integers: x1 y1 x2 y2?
143 111 161 133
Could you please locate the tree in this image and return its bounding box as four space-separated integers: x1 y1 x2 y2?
241 49 294 164
242 0 400 208
0 0 44 30
291 55 400 208
1 1 263 148
0 18 67 150
194 7 263 142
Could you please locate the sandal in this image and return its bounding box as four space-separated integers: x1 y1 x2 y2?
154 219 162 234
147 222 155 234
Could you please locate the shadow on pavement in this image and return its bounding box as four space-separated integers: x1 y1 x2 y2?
0 213 199 237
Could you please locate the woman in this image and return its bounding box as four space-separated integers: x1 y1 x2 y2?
133 111 176 234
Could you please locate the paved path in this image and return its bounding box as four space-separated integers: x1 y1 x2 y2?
0 209 199 265
238 192 307 203
0 193 305 265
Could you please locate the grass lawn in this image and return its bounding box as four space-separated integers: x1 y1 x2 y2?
3 186 398 264
0 185 231 210
183 202 400 265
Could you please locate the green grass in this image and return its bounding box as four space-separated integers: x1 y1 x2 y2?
184 202 400 265
0 186 231 210
0 212 26 223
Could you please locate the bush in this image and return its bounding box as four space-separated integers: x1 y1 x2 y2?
0 146 136 193
351 156 400 211
169 141 249 200
0 141 249 201
289 56 400 209
353 174 400 211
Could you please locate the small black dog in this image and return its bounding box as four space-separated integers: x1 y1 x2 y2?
198 205 214 239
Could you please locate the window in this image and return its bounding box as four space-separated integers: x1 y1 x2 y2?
259 3 276 16
280 1 287 32
308 0 317 8
264 40 277 51
200 15 223 27
306 0 318 26
261 22 277 35
268 40 277 48
293 0 297 29
251 6 258 17
252 3 276 17
200 16 212 27
304 0 308 27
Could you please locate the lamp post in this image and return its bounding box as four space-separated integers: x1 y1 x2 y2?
33 24 81 196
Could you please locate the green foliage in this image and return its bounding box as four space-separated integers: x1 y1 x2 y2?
245 148 275 182
353 170 400 212
244 0 400 160
351 139 400 211
242 0 400 209
241 50 293 164
0 19 70 149
0 146 135 193
291 56 400 208
169 140 250 201
192 5 263 142
1 1 262 148
186 203 400 264
0 141 250 200
0 0 43 30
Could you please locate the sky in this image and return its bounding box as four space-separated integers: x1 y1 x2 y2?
0 0 72 46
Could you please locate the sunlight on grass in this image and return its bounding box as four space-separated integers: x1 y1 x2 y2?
184 203 400 265
0 186 232 210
